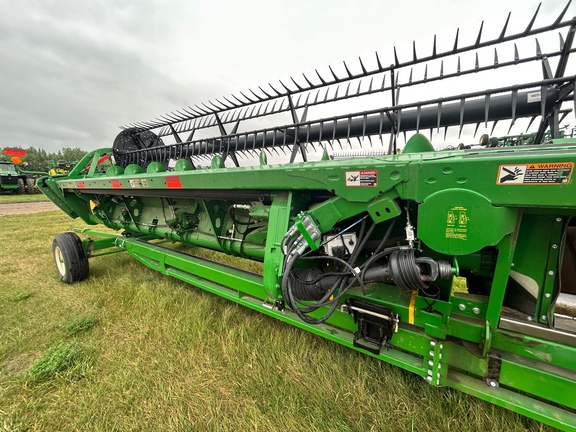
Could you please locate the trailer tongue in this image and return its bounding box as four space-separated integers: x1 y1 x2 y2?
40 3 576 430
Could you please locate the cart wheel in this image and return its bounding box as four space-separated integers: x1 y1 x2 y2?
52 232 89 283
479 134 489 146
17 178 25 194
26 177 35 194
488 137 499 147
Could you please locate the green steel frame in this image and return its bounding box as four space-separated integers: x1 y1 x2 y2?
40 137 576 430
39 5 576 429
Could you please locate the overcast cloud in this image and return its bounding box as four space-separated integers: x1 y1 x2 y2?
0 0 573 154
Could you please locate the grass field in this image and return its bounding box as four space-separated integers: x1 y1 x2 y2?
0 193 49 203
0 210 554 431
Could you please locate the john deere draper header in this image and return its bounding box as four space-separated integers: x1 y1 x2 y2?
40 3 576 430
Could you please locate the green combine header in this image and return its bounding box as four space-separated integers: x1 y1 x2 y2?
39 3 576 430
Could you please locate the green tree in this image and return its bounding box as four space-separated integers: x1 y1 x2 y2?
1 146 88 172
61 147 88 163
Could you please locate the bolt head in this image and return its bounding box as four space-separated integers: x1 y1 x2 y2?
430 340 436 347
552 244 558 249
548 270 554 276
472 307 480 315
545 293 551 298
489 380 497 388
458 304 466 311
541 315 547 321
426 376 433 383
556 218 562 222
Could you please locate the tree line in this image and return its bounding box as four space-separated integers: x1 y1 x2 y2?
0 146 88 172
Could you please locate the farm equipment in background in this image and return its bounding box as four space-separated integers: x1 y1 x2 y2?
48 160 76 176
0 148 44 194
39 3 576 430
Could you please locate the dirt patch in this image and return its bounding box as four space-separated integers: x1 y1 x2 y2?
0 352 36 379
0 201 58 216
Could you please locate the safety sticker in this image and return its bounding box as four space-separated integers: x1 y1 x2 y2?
129 179 149 188
346 170 378 187
445 206 469 241
497 162 573 185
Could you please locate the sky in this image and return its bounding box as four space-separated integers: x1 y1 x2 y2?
0 0 574 156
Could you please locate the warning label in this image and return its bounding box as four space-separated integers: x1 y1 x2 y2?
129 179 149 188
346 170 378 187
445 206 469 241
497 163 573 185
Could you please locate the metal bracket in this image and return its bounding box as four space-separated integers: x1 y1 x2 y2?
344 298 399 354
262 297 284 311
485 351 502 388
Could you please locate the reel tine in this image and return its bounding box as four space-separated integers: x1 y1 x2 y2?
290 76 303 91
375 51 383 71
358 56 368 74
525 3 541 34
475 21 484 46
453 28 459 52
499 12 511 40
315 69 327 85
511 89 518 126
343 61 353 78
302 73 315 87
490 120 499 136
484 94 490 127
553 0 571 25
459 98 465 138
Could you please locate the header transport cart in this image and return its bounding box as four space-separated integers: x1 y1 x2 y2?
39 3 576 430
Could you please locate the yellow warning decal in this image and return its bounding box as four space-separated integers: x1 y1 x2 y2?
445 206 469 241
409 290 417 325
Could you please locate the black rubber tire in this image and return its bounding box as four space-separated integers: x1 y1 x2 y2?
479 133 489 146
488 137 499 148
52 232 89 283
26 177 35 194
17 178 25 194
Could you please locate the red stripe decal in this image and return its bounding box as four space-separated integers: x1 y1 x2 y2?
110 179 122 188
165 176 182 188
77 182 85 188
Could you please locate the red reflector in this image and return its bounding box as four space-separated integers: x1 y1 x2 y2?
4 148 27 157
110 179 122 188
165 176 182 188
77 182 85 188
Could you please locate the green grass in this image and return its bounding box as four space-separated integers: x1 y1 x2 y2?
61 314 99 337
21 341 91 386
0 210 555 431
0 193 48 203
9 292 33 302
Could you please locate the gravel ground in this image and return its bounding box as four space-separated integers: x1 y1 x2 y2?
0 201 58 216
